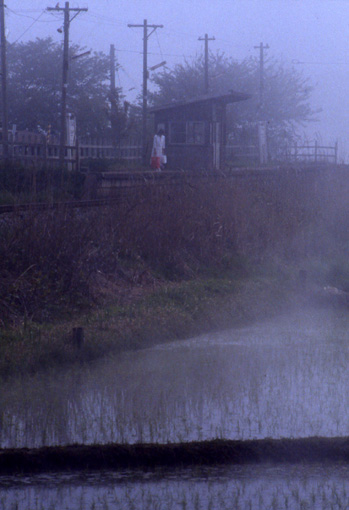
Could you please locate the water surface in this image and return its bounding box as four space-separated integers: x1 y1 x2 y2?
1 463 349 509
1 306 348 448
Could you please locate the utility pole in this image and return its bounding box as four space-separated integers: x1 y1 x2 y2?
128 19 163 166
110 44 118 146
47 2 88 171
0 0 8 160
254 42 269 109
110 44 116 100
198 34 215 94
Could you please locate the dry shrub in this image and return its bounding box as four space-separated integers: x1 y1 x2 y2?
116 180 237 273
0 167 348 325
0 207 120 323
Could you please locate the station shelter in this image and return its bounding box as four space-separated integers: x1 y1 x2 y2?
150 90 250 171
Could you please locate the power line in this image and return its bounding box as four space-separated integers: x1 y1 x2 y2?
5 9 45 13
292 59 349 66
6 7 56 21
119 65 138 87
6 7 58 23
111 47 187 58
6 8 43 19
155 29 164 61
11 10 46 43
87 11 126 27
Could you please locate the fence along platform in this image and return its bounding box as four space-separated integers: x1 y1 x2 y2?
0 138 338 169
0 139 142 169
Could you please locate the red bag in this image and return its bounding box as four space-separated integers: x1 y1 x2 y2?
151 156 160 169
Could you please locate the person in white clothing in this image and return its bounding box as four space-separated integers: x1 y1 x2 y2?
151 128 166 170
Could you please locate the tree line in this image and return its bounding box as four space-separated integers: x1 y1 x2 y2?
3 37 317 147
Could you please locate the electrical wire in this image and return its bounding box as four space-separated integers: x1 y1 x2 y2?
119 65 139 88
10 10 46 44
74 18 100 47
8 6 343 71
6 7 41 20
6 7 56 22
292 59 349 66
155 30 164 61
87 11 127 28
113 47 193 58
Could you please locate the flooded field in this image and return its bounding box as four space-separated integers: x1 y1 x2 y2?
1 305 349 508
0 307 348 448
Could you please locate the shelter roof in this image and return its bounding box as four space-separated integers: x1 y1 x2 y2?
149 90 251 113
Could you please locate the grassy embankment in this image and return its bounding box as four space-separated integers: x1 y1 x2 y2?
1 168 348 377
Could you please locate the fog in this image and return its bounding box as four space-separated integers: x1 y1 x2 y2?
2 307 349 508
1 308 349 448
2 3 349 507
7 0 349 159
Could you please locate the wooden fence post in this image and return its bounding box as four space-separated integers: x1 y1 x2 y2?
76 138 80 172
72 327 84 349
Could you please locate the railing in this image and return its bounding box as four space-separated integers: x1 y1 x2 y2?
225 144 259 164
114 144 142 162
0 140 143 169
226 141 338 166
281 141 338 164
0 140 338 169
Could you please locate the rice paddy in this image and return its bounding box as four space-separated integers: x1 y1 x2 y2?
1 307 348 448
1 305 349 508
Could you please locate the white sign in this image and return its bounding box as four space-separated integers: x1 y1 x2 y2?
66 113 76 146
258 121 268 165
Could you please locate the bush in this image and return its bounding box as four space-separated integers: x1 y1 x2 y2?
0 164 86 203
1 168 348 326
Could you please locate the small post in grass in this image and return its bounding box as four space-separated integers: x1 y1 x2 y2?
72 327 84 349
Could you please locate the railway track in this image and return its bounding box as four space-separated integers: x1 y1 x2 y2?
0 197 125 215
0 170 208 214
0 166 329 215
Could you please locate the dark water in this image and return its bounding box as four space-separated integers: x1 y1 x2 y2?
1 463 349 509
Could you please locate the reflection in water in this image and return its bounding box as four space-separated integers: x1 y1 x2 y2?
1 307 349 448
1 463 349 509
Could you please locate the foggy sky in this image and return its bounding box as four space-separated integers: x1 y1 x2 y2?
6 0 349 160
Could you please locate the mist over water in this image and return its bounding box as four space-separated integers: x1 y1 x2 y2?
1 306 348 449
2 1 349 507
1 305 349 508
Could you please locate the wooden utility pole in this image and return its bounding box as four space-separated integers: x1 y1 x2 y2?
128 20 163 166
254 42 269 109
110 44 118 146
198 34 215 94
47 2 88 171
110 44 116 98
0 0 8 159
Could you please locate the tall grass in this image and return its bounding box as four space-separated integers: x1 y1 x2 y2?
0 164 86 204
0 167 348 326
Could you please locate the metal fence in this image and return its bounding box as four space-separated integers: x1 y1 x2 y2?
225 144 259 165
226 141 338 166
281 141 338 164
